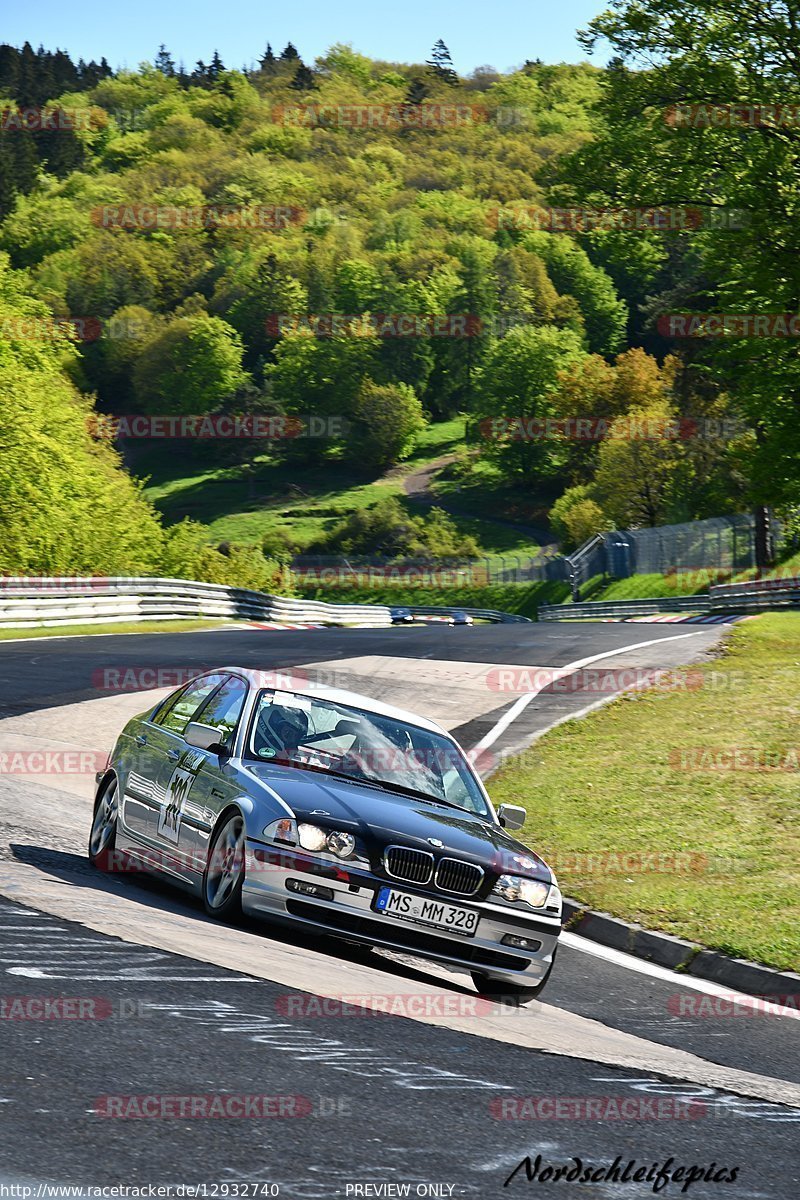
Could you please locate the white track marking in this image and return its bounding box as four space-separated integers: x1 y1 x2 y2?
471 631 705 754
561 932 800 1021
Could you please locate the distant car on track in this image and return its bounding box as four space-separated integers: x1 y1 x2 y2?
389 607 415 624
89 668 561 1001
449 611 474 626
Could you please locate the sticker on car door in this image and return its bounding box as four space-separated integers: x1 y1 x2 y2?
158 749 205 844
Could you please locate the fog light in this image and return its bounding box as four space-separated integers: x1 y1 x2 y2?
327 830 356 858
286 878 334 901
501 934 541 951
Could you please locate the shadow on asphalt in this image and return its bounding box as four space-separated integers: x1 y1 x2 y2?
7 842 481 996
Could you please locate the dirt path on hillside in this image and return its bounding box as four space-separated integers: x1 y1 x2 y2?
400 455 556 549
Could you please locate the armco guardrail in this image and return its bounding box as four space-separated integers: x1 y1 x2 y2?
538 595 711 621
538 573 800 620
0 576 393 631
708 575 800 611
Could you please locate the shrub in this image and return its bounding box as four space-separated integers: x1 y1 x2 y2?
549 485 611 551
309 497 479 559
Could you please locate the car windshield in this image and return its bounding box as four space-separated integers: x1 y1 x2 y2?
247 689 491 819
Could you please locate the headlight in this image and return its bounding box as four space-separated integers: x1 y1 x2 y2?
326 830 356 858
297 823 328 852
491 874 550 908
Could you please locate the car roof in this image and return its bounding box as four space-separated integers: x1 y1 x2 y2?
218 666 448 737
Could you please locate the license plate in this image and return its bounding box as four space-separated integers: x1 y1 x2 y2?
374 886 479 937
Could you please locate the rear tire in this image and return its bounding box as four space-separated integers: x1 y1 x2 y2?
202 812 245 921
88 777 118 871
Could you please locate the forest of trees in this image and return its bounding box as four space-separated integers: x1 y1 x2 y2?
0 11 798 580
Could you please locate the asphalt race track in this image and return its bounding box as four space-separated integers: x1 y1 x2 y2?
1 622 799 1199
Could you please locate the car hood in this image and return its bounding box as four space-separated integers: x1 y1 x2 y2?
245 762 553 883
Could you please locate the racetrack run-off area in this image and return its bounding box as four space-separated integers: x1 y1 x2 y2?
1 621 800 1196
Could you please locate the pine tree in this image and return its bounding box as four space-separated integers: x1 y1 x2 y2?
80 60 105 88
280 42 300 61
12 131 38 193
209 50 225 80
37 126 84 177
259 43 277 74
51 48 78 92
290 62 315 91
193 60 210 87
0 137 17 220
404 77 429 105
18 42 41 105
0 46 20 98
426 39 458 85
154 45 175 77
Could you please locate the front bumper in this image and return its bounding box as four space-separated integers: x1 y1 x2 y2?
242 840 561 986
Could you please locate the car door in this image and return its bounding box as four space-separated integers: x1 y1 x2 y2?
118 709 167 842
169 674 249 871
127 673 229 853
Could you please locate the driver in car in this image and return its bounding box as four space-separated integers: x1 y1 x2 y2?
259 705 310 761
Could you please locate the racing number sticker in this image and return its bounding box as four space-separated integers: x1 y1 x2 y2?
157 749 204 844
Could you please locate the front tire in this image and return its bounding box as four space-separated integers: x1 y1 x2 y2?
89 777 118 871
472 948 557 1005
203 812 245 921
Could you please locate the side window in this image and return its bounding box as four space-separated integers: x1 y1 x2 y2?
194 676 248 746
154 674 228 736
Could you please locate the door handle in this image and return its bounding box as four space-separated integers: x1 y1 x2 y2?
166 749 181 763
135 734 147 747
210 788 225 799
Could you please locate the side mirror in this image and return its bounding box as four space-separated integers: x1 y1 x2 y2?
497 803 526 831
185 721 228 753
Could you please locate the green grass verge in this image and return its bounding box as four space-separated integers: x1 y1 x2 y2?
296 581 570 620
734 548 800 581
487 612 800 971
431 456 555 529
136 419 548 559
575 572 724 602
0 618 237 641
572 547 800 604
